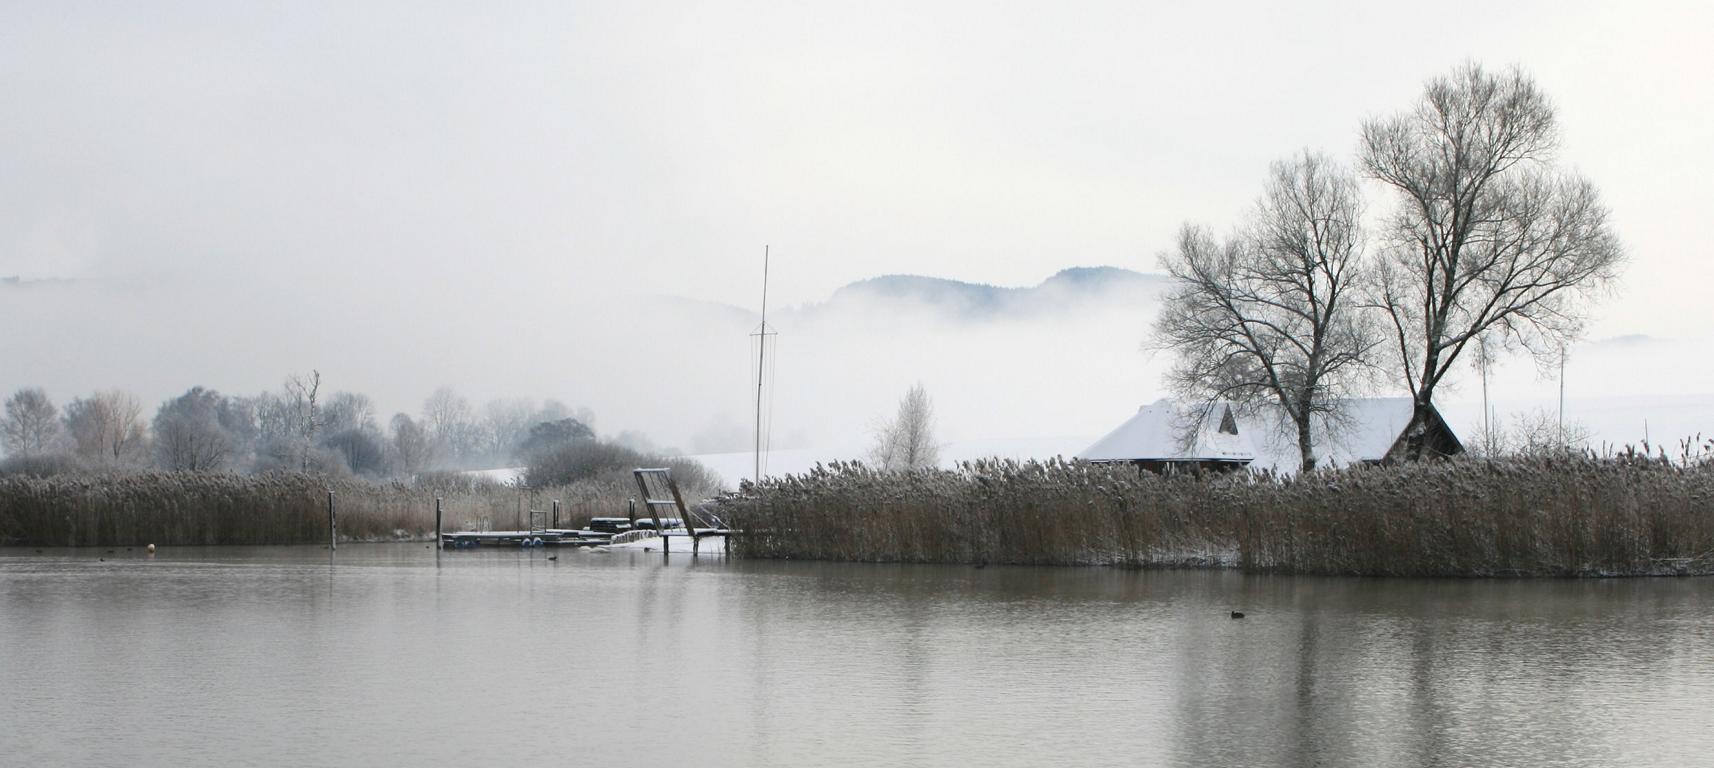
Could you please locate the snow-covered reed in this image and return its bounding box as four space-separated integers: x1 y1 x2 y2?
721 454 1714 577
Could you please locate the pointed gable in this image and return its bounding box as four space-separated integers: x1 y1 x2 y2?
1078 399 1256 464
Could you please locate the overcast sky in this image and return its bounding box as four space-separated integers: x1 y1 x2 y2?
5 1 1709 329
3 1 1710 448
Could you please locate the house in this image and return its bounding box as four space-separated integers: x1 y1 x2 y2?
1077 399 1256 474
1079 397 1464 475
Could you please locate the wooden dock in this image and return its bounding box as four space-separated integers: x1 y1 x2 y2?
439 467 731 553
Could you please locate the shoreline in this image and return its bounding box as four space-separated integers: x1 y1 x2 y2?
7 454 1714 578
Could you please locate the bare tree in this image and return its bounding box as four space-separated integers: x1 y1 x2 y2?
1362 63 1624 458
216 396 260 469
422 387 479 466
2 387 63 458
283 371 323 472
870 383 939 471
153 387 234 471
323 427 390 476
390 413 432 476
320 391 377 436
483 397 536 461
63 390 148 466
1154 152 1377 471
252 392 294 444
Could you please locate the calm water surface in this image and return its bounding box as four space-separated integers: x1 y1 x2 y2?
2 544 1711 767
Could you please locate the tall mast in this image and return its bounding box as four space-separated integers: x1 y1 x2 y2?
754 246 771 485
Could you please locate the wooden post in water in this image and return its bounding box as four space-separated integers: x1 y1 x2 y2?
327 491 337 551
552 500 560 529
435 497 443 550
664 478 696 558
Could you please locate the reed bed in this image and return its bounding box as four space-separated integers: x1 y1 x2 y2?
0 471 645 547
721 456 1714 577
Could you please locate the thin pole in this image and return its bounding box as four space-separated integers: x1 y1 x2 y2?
552 499 560 530
435 497 443 550
1479 335 1490 453
1558 343 1566 449
755 245 769 485
328 491 336 551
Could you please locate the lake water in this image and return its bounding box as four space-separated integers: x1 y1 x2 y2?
2 544 1711 767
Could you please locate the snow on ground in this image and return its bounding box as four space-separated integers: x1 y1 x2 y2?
464 467 525 485
603 532 728 555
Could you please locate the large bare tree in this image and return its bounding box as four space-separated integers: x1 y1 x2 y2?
870 383 940 472
2 387 63 458
1362 63 1623 457
1155 152 1376 471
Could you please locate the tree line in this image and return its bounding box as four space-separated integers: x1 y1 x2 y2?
0 373 606 479
1154 63 1624 471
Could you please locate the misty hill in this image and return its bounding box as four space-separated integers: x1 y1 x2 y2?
654 265 1168 330
821 266 1169 320
1 276 79 289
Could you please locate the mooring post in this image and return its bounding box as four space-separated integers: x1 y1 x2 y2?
435 497 443 550
552 499 560 529
328 491 337 551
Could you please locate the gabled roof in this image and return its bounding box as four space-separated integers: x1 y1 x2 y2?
1078 399 1256 463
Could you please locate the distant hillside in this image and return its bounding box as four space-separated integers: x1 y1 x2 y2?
0 276 79 289
649 266 1169 330
830 274 1016 313
824 266 1168 319
1038 266 1163 292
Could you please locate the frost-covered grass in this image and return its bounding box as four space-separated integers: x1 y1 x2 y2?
720 455 1714 577
0 471 640 547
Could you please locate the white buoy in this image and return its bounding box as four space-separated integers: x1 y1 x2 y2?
146 544 156 554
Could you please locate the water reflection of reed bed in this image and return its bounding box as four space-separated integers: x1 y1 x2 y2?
723 457 1714 577
0 472 635 546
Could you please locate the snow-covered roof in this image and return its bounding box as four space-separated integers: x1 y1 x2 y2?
1246 397 1450 473
1077 399 1256 463
1079 397 1460 474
